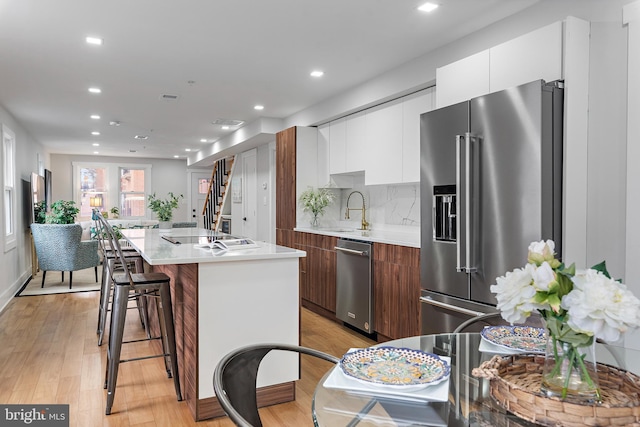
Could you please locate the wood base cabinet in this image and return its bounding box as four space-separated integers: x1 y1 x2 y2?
297 232 337 317
373 243 420 340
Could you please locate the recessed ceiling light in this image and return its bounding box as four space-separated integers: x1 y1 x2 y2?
134 135 148 140
418 2 439 12
90 114 100 120
221 126 230 130
173 155 179 158
185 148 191 152
88 87 101 94
109 121 121 126
200 138 207 143
93 151 99 154
254 105 264 111
310 70 324 77
91 131 100 136
86 36 103 45
92 143 100 147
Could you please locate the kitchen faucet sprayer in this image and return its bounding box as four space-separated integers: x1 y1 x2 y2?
345 191 369 230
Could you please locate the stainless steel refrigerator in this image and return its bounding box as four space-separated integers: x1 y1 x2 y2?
419 79 563 334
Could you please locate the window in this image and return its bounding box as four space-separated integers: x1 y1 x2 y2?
79 166 108 218
3 124 16 251
120 168 146 217
73 162 151 220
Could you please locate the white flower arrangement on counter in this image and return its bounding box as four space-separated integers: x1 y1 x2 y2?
299 186 336 227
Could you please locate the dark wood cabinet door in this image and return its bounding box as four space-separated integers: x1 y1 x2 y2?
275 127 296 231
373 243 420 339
298 232 337 313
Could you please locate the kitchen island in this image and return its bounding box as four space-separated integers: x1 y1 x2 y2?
121 228 306 421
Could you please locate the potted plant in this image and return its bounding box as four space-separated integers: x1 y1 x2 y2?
148 192 183 227
110 206 120 219
299 187 336 227
46 200 79 224
33 200 47 224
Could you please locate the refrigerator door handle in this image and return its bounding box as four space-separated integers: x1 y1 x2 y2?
419 296 485 317
455 134 463 272
456 133 477 274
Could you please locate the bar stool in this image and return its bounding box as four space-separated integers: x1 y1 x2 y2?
101 218 182 415
93 211 147 346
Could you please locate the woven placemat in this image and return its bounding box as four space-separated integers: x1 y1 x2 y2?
472 354 640 427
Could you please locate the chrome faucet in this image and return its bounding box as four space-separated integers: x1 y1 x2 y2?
345 191 369 230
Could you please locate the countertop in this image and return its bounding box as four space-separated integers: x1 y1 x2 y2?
121 228 306 265
294 226 420 248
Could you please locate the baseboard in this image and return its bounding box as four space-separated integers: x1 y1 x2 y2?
0 268 31 314
196 381 295 421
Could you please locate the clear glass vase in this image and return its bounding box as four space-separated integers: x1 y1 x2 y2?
311 215 319 228
540 330 600 402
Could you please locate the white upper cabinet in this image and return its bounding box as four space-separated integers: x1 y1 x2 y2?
402 88 435 183
329 117 346 175
490 21 563 93
365 99 403 185
436 50 490 108
325 87 436 186
436 21 563 108
345 111 367 173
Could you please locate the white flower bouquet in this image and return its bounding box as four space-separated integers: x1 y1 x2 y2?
299 187 336 227
491 240 640 401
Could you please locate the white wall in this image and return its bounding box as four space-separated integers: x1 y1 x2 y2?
50 154 191 222
585 22 628 277
0 103 49 311
256 142 276 243
624 0 640 349
231 144 276 243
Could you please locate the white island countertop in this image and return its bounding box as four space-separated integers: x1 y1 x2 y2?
121 228 305 265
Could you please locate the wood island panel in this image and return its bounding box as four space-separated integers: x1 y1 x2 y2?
151 263 198 417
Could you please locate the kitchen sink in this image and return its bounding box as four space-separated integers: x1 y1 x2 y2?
322 228 356 233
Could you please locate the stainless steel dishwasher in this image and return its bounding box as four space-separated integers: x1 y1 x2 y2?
335 239 373 334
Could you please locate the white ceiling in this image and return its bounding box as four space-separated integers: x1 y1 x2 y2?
0 0 539 163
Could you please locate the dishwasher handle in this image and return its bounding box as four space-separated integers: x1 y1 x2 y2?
334 246 369 256
419 295 486 317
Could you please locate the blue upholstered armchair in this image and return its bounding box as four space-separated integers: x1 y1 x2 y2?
30 223 100 289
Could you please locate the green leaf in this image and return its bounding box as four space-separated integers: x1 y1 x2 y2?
555 272 574 298
591 261 610 278
548 294 562 312
562 262 576 277
534 292 549 304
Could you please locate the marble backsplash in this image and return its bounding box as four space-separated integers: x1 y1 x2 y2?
301 177 421 233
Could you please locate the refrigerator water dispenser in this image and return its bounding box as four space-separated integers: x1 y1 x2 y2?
433 185 456 242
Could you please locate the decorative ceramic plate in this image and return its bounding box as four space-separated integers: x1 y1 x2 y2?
339 347 450 390
480 325 546 353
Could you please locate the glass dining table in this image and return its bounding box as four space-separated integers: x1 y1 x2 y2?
312 333 638 427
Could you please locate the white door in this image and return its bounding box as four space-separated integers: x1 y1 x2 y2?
242 152 257 239
190 172 211 229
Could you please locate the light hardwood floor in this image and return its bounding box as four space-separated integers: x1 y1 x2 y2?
0 289 375 426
